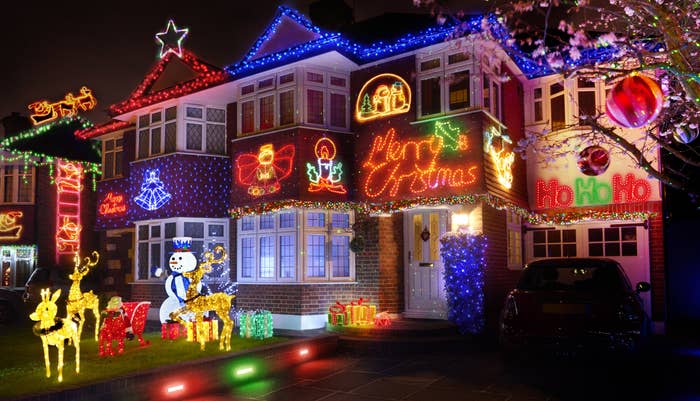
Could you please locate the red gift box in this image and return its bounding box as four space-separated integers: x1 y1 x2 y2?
161 322 183 340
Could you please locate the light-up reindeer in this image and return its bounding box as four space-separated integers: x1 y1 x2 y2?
66 251 100 341
30 289 80 382
170 246 235 351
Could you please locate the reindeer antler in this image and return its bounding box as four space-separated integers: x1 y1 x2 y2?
73 251 99 275
41 288 51 302
198 246 227 273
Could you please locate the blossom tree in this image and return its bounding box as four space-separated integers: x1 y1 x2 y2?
416 0 700 199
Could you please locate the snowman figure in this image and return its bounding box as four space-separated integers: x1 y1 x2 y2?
156 237 201 323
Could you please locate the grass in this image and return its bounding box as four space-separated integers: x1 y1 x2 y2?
0 320 287 399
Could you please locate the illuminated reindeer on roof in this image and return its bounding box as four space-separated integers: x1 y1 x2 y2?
30 289 81 382
170 246 235 351
66 251 100 341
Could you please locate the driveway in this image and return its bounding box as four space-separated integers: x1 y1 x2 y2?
183 340 700 401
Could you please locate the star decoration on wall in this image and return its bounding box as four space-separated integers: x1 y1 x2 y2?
155 19 189 59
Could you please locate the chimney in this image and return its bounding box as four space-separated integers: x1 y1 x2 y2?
0 112 32 139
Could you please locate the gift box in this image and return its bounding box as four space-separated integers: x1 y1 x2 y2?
239 310 273 339
185 318 219 342
161 322 184 340
328 301 347 326
330 298 377 326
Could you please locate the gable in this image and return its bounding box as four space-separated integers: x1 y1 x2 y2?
249 15 321 61
108 51 228 117
149 57 199 93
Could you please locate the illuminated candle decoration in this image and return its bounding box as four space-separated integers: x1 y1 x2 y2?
235 144 295 197
29 289 81 383
355 73 411 122
28 86 96 126
434 120 469 152
98 192 127 216
134 169 172 211
306 138 347 194
362 128 479 198
239 310 274 340
55 160 83 261
155 19 189 59
0 211 23 240
483 126 515 189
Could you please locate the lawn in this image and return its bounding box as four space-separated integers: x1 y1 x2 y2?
0 320 287 399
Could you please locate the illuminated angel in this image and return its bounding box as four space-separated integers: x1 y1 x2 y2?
236 144 295 197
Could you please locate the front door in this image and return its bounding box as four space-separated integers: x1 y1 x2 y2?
404 209 448 319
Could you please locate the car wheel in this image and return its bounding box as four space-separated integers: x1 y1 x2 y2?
0 301 16 324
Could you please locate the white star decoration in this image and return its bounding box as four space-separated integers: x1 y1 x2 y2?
155 19 189 59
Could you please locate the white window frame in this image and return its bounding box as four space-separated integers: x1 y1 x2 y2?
238 69 302 136
506 211 523 270
136 106 176 159
328 89 350 130
417 50 476 118
183 104 226 155
236 209 355 284
0 165 35 204
134 217 229 282
101 133 124 180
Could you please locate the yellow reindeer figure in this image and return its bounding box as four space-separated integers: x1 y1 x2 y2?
66 251 100 341
170 246 235 351
30 289 81 382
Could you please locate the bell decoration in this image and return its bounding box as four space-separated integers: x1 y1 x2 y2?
605 74 664 128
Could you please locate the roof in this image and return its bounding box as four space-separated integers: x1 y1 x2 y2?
1 116 102 165
225 6 623 81
75 119 134 140
107 50 229 117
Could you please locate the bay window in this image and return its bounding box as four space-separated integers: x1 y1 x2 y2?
576 78 597 123
135 218 228 281
184 105 226 155
550 82 566 130
102 134 124 179
237 209 354 283
418 50 475 117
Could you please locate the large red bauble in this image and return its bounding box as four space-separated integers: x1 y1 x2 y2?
605 74 663 128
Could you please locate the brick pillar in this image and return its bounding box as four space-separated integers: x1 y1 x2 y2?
378 213 404 313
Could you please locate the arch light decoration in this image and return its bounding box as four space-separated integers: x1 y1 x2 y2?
355 73 411 123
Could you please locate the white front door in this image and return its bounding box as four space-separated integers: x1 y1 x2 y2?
404 209 448 319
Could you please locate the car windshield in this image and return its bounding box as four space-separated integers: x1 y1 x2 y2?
517 264 626 293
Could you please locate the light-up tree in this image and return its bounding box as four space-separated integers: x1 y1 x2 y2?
415 0 700 199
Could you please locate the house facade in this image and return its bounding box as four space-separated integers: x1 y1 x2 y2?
0 115 100 290
78 7 665 332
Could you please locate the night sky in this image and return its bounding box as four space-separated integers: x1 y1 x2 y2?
0 0 482 131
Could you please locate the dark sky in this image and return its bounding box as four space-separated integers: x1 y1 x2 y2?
0 0 483 130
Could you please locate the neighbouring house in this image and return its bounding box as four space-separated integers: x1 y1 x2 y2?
77 6 665 332
0 113 101 290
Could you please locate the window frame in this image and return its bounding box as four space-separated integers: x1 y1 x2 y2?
134 217 229 282
417 50 476 118
506 211 523 270
183 104 226 155
101 133 124 180
136 106 176 159
236 209 355 284
0 165 35 204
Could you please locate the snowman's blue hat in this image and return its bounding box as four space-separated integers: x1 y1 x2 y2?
173 237 192 252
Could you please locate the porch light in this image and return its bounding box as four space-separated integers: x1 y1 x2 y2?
451 213 470 233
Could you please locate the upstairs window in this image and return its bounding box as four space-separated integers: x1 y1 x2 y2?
184 105 226 155
550 82 566 130
576 78 597 123
533 88 543 122
102 134 124 180
0 166 34 204
449 71 470 111
420 77 441 116
418 50 474 117
137 106 176 159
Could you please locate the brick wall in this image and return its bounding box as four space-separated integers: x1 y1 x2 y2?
130 282 166 308
378 213 404 313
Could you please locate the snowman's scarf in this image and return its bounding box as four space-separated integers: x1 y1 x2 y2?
171 272 190 304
